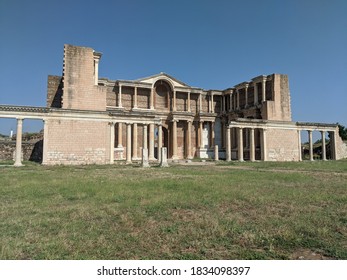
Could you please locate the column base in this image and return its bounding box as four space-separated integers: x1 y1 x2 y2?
149 157 157 161
132 157 141 161
14 162 23 167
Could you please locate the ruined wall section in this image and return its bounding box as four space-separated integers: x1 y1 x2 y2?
43 119 110 165
266 128 300 161
62 44 106 111
261 74 292 121
47 75 63 108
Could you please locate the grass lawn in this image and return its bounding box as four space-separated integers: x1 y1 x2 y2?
1 160 346 260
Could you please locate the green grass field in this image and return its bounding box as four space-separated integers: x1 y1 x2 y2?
1 160 346 260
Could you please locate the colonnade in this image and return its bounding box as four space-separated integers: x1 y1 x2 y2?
225 126 266 162
222 76 268 112
109 119 218 163
298 129 336 161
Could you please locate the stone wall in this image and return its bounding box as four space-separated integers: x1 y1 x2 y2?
62 44 106 111
266 128 300 161
47 75 63 108
43 119 110 165
0 140 43 162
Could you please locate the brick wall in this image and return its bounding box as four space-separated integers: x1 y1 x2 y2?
43 119 109 165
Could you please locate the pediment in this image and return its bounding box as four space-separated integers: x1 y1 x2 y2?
136 72 190 88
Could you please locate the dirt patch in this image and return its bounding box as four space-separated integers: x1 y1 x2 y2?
290 248 334 260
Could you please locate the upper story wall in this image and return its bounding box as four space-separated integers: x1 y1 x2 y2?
61 45 106 111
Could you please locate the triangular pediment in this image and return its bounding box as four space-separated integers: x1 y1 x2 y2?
136 72 190 88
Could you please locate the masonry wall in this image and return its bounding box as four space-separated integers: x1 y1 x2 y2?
62 44 106 111
47 75 63 108
43 119 110 165
0 140 43 162
266 128 300 161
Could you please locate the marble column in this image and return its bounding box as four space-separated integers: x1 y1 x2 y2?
14 118 23 166
210 122 215 148
254 82 258 105
126 123 132 163
173 90 177 111
150 87 154 109
236 89 240 109
262 77 266 102
308 130 313 161
158 123 163 162
245 84 249 108
250 128 255 162
187 120 192 159
132 123 138 160
226 126 231 161
238 127 244 161
261 128 267 161
118 85 123 107
297 130 302 161
199 121 204 148
143 125 148 150
133 87 138 109
321 131 326 161
211 93 214 113
187 91 191 112
42 119 48 165
172 120 178 159
199 93 202 112
149 123 155 160
109 122 115 164
117 123 123 148
229 91 233 112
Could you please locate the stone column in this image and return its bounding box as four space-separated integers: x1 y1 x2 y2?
229 91 233 112
109 122 115 164
159 147 169 167
118 85 123 108
238 127 244 161
149 123 155 160
226 126 231 161
254 82 258 105
214 145 219 161
236 89 240 109
126 123 132 163
143 125 148 150
330 130 337 160
172 119 178 159
158 123 162 162
297 130 302 161
14 118 23 166
245 84 249 108
132 123 138 160
187 91 191 112
221 120 225 149
187 120 192 159
211 93 214 113
173 90 177 111
250 128 255 162
199 93 202 112
150 87 154 109
42 119 48 165
321 131 326 161
94 56 100 86
308 130 314 161
117 123 123 148
261 128 267 161
133 87 138 109
199 121 204 148
262 77 266 102
210 122 215 148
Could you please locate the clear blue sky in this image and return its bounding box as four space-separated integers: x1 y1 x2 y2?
0 0 346 135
